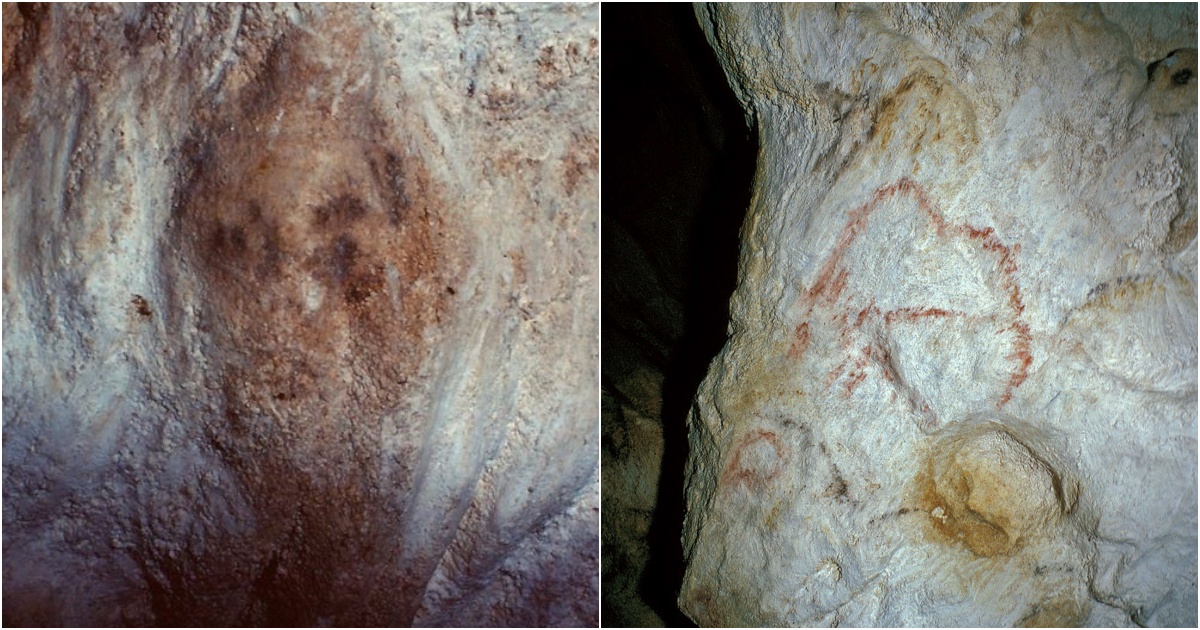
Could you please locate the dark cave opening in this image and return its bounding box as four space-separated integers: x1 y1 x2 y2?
601 4 756 626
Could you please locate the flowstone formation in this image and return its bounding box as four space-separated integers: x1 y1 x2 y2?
3 3 597 626
680 4 1196 627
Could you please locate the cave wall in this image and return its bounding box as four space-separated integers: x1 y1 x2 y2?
6 3 1198 628
600 3 753 627
681 3 1196 627
2 3 597 626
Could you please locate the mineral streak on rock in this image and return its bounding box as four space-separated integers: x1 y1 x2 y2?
681 3 1195 627
912 421 1079 559
3 3 597 627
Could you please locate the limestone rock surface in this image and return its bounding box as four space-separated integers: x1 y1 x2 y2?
681 3 1196 627
2 3 597 626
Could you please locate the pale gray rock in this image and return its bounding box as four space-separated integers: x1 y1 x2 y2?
681 3 1195 627
2 3 597 626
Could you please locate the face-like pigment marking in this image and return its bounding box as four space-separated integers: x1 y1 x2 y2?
158 15 464 625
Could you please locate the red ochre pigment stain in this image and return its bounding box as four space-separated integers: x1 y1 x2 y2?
724 431 787 489
159 18 464 626
787 322 811 359
789 178 1032 417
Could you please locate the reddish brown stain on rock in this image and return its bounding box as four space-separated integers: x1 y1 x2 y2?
162 17 464 626
562 131 598 196
130 294 152 320
787 322 810 359
2 3 47 83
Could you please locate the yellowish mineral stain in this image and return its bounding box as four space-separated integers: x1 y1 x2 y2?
911 423 1071 558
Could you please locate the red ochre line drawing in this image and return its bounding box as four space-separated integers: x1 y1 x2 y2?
787 177 1032 419
724 430 786 489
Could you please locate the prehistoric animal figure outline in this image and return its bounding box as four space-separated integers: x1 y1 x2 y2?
788 177 1032 431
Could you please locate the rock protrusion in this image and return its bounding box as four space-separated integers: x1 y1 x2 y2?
913 422 1078 558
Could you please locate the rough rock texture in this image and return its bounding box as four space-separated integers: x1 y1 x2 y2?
601 4 753 626
2 3 597 626
681 3 1196 627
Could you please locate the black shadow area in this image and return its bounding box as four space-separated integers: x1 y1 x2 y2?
602 3 756 626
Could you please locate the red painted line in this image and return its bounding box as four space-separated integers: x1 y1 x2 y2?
724 430 787 490
791 177 1032 414
788 322 811 359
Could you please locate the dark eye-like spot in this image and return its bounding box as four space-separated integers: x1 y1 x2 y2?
312 194 368 227
257 223 283 279
331 235 358 283
345 280 374 305
211 224 247 254
131 294 153 319
371 151 411 226
1172 68 1193 86
344 267 384 307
